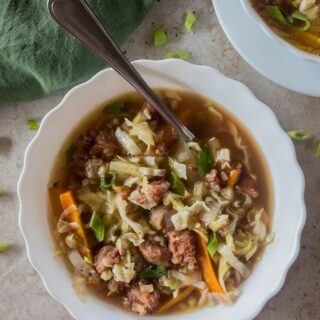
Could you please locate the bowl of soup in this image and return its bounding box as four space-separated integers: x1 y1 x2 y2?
18 59 305 320
241 0 320 63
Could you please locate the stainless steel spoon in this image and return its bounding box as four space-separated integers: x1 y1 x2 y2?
48 0 195 141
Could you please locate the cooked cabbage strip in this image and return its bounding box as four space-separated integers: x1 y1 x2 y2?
155 286 194 314
59 191 91 260
196 234 224 293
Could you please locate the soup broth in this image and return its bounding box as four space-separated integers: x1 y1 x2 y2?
251 0 320 55
49 89 273 316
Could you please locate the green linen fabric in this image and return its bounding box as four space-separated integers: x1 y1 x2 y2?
0 0 155 103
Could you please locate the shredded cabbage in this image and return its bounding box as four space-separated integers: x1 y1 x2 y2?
125 118 155 147
112 252 136 283
169 157 187 180
115 127 142 156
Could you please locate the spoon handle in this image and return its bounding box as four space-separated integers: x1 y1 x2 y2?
48 0 195 141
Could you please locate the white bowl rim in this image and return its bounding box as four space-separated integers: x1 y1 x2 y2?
18 59 306 320
240 0 320 64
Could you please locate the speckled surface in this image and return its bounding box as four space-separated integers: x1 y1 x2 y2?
0 0 319 319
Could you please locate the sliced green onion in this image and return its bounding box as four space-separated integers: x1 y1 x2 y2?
89 211 105 242
139 266 167 279
165 50 189 61
185 10 196 31
0 243 9 252
287 130 312 141
100 172 116 192
170 171 185 196
290 10 310 31
27 119 39 131
197 144 213 174
207 232 218 258
266 5 289 25
316 142 320 158
65 144 74 163
154 28 168 47
103 101 127 114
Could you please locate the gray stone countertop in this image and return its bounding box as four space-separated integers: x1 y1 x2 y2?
0 0 319 319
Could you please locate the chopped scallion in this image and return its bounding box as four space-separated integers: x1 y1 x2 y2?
287 130 312 141
290 10 310 30
139 266 167 279
89 211 105 242
170 171 185 196
207 232 218 258
154 28 168 47
100 172 116 192
165 50 189 61
266 5 288 25
103 101 127 114
0 243 9 252
185 10 196 31
27 119 39 131
197 144 213 174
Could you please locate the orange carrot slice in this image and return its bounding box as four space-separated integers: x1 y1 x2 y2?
59 190 91 260
196 234 223 293
155 286 194 314
227 169 239 187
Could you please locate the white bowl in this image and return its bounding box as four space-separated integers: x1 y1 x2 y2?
18 59 306 320
240 0 320 64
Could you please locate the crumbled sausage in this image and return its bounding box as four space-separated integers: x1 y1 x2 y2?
138 239 170 267
149 205 176 232
107 279 124 296
130 179 170 209
155 142 169 156
206 169 221 191
72 127 119 177
94 245 120 273
123 280 160 315
168 230 196 265
241 178 259 199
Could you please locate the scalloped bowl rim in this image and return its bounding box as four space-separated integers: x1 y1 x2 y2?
18 59 306 320
240 0 320 64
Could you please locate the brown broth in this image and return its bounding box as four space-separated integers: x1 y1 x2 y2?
49 89 273 315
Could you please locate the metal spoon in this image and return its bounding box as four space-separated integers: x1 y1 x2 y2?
48 0 195 141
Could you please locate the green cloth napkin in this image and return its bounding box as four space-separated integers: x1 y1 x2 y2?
0 0 155 103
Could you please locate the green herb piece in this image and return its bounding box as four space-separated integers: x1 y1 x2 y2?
100 172 116 192
185 10 196 31
170 171 185 196
316 142 320 158
89 211 105 242
165 50 189 61
0 243 9 252
197 145 213 174
290 10 310 30
65 145 74 163
154 28 168 47
139 266 167 279
207 232 218 258
103 101 127 115
266 5 289 25
27 119 39 131
287 130 312 141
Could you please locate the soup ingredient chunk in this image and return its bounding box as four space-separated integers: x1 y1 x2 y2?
138 239 171 267
94 245 120 273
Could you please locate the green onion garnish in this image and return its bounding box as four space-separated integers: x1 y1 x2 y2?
185 10 196 31
89 211 105 242
290 10 310 30
316 142 320 158
165 50 189 61
100 172 116 192
207 232 218 258
266 5 288 25
27 119 39 131
139 266 167 279
103 101 127 114
0 243 10 252
197 144 213 174
170 171 185 196
154 28 168 47
287 130 312 141
65 145 74 163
